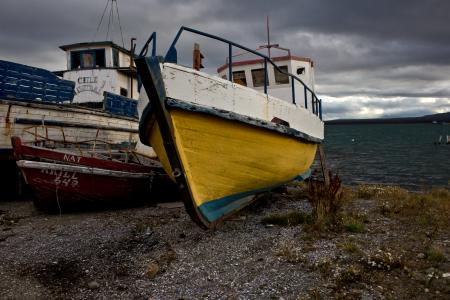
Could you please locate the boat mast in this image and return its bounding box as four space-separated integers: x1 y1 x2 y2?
259 16 281 58
267 16 271 58
93 0 125 48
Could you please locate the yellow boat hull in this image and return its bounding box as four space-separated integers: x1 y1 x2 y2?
147 108 317 224
135 55 322 228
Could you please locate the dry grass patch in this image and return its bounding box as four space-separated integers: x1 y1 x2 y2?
356 184 450 229
335 264 364 285
374 186 450 228
425 246 447 264
305 172 359 232
311 258 333 275
307 172 344 224
341 213 367 233
278 173 362 233
0 211 21 226
261 210 308 227
339 241 362 255
357 184 409 200
275 241 307 264
362 249 404 271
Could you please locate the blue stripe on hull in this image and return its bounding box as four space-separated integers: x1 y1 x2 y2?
198 169 311 222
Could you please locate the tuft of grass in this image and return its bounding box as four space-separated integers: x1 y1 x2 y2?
262 210 308 227
335 265 363 285
312 259 332 275
425 246 447 264
362 249 404 271
0 213 21 226
416 214 433 226
275 241 307 264
357 184 379 199
132 222 152 236
301 233 317 242
340 241 361 254
289 180 308 189
306 172 349 232
341 213 366 233
289 173 359 233
357 184 409 200
344 223 364 233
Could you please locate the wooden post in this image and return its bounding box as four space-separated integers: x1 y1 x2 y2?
318 144 330 186
130 37 136 99
193 43 204 71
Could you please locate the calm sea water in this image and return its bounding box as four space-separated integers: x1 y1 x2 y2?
313 123 450 190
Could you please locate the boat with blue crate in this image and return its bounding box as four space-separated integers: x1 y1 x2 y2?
0 40 155 196
136 27 324 229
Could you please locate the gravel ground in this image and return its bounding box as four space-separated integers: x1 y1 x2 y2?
0 188 449 299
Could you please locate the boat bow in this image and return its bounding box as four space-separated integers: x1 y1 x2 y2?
135 28 324 229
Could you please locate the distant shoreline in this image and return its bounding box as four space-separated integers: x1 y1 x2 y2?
325 112 450 125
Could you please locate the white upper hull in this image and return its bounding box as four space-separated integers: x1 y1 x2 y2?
140 63 324 140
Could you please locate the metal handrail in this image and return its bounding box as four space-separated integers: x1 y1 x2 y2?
154 27 323 119
139 32 156 57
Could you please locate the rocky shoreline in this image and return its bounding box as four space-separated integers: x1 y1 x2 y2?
0 185 449 299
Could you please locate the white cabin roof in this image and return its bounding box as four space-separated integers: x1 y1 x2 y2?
56 40 139 102
59 41 131 55
217 55 314 73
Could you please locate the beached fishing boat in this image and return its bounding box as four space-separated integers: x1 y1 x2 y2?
12 136 163 210
136 27 324 228
0 40 155 196
0 40 142 154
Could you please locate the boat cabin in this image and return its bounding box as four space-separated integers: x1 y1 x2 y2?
217 53 315 110
57 41 139 103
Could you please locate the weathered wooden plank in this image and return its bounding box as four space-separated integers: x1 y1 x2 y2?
0 101 140 154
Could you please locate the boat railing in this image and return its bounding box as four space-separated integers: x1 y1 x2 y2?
139 32 157 57
161 26 323 120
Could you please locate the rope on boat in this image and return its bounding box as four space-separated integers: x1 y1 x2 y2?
93 0 125 48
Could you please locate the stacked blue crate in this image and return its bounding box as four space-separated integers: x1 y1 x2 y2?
103 91 138 118
0 60 75 103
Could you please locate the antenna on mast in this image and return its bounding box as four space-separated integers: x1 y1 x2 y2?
267 16 271 58
93 0 125 48
258 15 281 58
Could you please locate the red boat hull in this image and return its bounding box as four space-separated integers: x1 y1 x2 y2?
11 136 180 211
11 136 156 173
17 160 153 210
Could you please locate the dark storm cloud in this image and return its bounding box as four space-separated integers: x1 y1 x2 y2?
0 0 449 118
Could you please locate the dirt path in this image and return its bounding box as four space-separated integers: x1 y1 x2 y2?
0 189 449 299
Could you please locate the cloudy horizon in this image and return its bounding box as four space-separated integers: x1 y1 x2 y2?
1 0 449 120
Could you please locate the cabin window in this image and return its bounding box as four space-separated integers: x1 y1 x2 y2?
70 49 106 69
232 71 247 86
95 49 105 67
112 48 119 67
82 52 95 68
297 67 305 75
120 87 128 97
70 52 81 69
251 68 266 87
274 65 289 84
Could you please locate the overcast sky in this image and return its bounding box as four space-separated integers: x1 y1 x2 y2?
1 0 449 120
